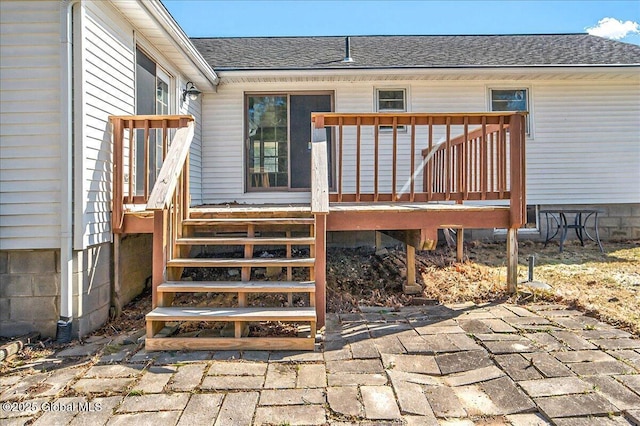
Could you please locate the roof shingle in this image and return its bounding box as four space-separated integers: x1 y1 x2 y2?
191 34 640 71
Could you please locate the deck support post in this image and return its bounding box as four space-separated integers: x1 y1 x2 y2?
403 244 421 294
456 229 464 262
507 227 518 293
375 231 383 251
314 214 327 329
152 210 168 308
151 210 168 336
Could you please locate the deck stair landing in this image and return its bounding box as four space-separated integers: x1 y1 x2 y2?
145 209 318 351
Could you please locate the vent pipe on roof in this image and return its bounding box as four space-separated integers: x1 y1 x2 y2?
342 37 354 63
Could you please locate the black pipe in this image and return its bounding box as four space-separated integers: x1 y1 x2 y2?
344 37 353 62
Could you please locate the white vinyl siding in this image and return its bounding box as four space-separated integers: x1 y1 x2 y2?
527 79 640 204
202 76 640 206
0 1 61 250
74 1 135 249
75 2 206 246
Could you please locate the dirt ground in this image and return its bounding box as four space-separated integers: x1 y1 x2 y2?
2 238 638 370
328 239 640 336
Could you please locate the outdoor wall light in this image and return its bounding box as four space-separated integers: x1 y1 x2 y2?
182 81 201 102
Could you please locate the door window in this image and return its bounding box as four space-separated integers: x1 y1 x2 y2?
248 96 289 188
246 93 332 191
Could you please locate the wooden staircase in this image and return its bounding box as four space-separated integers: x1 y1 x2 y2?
145 210 319 351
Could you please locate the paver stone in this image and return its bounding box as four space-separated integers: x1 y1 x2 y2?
106 411 181 426
585 376 640 410
443 365 505 387
117 393 189 413
177 393 223 426
424 385 467 418
254 405 326 425
392 379 434 416
327 386 362 417
536 393 620 418
481 376 536 414
214 392 259 426
435 350 493 375
518 377 592 397
259 388 325 406
361 386 401 419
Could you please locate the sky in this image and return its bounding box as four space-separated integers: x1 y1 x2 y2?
163 0 640 45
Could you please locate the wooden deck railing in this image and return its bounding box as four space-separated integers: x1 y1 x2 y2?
110 115 194 233
311 112 527 228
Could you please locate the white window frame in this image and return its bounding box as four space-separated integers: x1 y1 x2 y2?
487 87 532 137
375 88 408 132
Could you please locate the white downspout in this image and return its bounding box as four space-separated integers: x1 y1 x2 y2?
59 0 80 339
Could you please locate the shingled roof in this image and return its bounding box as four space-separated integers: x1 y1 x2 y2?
191 34 640 71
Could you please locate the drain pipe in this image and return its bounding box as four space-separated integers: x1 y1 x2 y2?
57 0 80 342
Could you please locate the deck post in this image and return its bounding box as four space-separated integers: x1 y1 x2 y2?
403 244 421 294
314 214 327 328
152 210 168 308
456 229 464 262
311 115 329 330
507 227 518 293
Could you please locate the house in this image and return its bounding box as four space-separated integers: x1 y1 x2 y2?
1 0 217 339
190 34 640 239
1 0 639 350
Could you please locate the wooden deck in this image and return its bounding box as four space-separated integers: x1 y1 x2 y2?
111 112 527 351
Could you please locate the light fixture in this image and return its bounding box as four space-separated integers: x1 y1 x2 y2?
182 81 201 102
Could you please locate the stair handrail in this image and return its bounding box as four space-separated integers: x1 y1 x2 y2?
147 120 195 210
146 118 195 309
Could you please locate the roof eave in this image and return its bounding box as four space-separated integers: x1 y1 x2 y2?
215 64 640 78
109 0 219 90
215 64 640 72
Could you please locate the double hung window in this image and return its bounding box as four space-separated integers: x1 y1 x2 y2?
489 88 530 135
135 47 172 194
376 89 407 131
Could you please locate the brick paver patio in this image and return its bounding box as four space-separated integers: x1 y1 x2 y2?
1 302 639 425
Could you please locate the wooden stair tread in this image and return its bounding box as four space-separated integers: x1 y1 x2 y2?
184 218 314 226
158 280 315 293
176 237 315 246
146 306 316 322
167 258 315 268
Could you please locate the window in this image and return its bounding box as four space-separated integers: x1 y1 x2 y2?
135 47 172 194
490 88 530 135
246 93 333 191
376 89 407 131
248 95 289 188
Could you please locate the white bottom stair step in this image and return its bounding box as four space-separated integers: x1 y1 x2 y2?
146 306 316 322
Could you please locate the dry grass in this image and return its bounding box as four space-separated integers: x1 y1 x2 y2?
418 239 640 335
